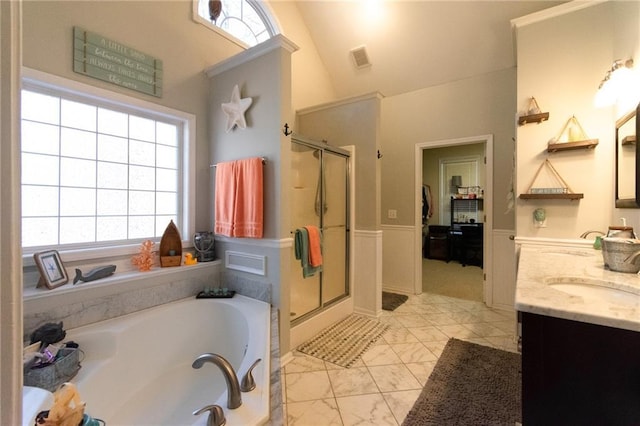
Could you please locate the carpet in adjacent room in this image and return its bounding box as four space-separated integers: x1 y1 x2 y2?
422 258 483 302
403 338 521 426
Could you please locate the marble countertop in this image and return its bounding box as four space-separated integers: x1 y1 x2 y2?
516 244 640 332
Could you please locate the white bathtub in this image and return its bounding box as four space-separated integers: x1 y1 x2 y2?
61 294 270 426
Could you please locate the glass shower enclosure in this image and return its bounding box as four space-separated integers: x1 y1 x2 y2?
290 136 350 325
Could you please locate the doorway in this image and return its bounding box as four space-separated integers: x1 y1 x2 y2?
414 135 494 303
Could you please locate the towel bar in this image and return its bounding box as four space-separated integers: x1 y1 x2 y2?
210 157 266 168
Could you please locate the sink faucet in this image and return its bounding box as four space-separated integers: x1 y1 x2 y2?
192 353 242 409
580 230 605 239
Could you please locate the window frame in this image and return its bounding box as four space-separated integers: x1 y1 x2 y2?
191 0 279 48
21 68 196 266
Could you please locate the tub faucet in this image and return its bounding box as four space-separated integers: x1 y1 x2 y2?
580 230 605 239
193 404 225 426
192 353 242 409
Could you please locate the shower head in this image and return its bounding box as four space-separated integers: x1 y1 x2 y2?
313 149 320 159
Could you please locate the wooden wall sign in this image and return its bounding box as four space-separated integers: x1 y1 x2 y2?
73 27 163 97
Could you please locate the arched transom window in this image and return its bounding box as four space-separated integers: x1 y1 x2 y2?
194 0 278 48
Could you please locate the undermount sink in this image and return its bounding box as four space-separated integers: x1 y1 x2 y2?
545 277 640 308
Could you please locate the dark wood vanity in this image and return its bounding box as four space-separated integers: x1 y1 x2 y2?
521 311 640 425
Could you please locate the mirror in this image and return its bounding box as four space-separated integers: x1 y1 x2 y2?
615 102 639 208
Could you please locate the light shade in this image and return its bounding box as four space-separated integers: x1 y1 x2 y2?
595 59 635 108
451 176 463 187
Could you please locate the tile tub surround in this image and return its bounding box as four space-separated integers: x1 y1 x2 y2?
23 264 273 343
23 262 222 342
516 244 640 332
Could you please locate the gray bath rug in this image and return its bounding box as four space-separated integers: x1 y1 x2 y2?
402 338 521 426
297 315 389 368
382 291 409 311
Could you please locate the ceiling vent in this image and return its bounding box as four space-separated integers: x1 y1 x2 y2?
350 46 371 69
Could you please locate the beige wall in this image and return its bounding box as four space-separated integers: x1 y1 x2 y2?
516 2 617 238
381 68 517 231
269 1 337 111
21 0 335 232
297 94 382 230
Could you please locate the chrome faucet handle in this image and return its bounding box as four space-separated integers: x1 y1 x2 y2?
241 358 262 392
193 404 226 426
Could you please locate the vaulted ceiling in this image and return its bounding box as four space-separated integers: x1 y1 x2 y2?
294 0 566 99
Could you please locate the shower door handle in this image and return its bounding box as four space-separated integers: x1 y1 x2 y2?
321 225 346 230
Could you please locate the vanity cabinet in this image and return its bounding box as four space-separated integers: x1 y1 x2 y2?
521 312 640 425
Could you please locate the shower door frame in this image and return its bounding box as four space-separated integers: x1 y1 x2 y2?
290 135 351 326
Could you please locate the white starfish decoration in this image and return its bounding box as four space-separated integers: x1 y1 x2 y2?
221 84 252 133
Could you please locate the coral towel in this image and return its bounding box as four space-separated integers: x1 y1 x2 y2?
214 157 263 238
233 158 264 238
304 225 323 267
214 161 235 237
295 227 322 278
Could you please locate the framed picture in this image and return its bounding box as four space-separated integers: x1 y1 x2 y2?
34 250 69 289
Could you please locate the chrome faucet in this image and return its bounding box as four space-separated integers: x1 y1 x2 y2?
241 358 262 392
580 230 605 239
192 353 242 409
193 404 226 426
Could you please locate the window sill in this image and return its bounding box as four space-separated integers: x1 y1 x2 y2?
24 260 222 303
22 241 195 267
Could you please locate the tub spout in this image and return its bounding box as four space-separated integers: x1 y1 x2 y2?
192 353 242 409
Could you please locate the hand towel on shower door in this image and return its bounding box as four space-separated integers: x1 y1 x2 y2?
295 227 322 278
214 161 236 237
233 157 264 238
304 225 323 267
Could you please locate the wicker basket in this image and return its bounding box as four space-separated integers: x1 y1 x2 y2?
601 238 640 273
24 348 80 392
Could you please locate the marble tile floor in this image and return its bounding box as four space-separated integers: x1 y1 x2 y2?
283 292 518 426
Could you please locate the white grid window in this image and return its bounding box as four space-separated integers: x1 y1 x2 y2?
194 0 277 47
21 86 183 250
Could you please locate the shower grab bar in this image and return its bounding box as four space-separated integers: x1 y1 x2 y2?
210 157 266 168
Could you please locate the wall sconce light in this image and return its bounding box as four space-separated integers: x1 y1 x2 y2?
594 59 634 107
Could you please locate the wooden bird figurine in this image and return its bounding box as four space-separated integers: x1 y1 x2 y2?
209 0 222 23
